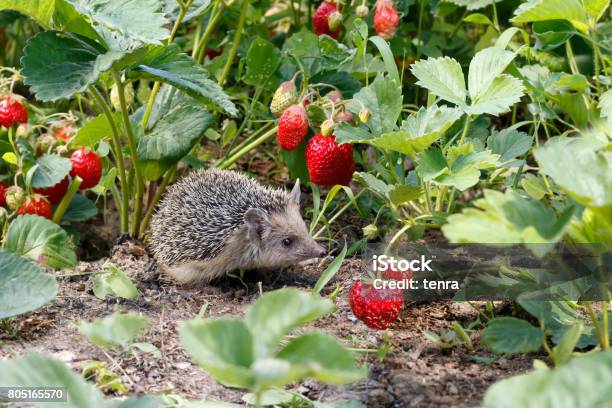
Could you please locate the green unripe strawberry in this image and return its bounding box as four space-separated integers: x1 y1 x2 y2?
359 108 370 124
356 5 369 17
110 82 134 111
270 81 298 117
6 185 24 210
320 119 335 136
328 11 343 31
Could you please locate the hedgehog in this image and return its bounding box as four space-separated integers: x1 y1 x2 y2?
148 169 326 284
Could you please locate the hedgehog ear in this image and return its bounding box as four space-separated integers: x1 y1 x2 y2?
289 179 301 205
244 208 270 241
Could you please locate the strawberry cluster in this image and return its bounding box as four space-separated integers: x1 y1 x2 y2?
0 94 102 220
272 81 358 187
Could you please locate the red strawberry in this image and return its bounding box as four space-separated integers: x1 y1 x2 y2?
0 182 7 207
17 195 52 219
205 47 222 59
374 0 399 40
0 96 28 128
70 147 102 190
34 176 69 205
305 133 355 186
54 128 71 142
313 2 340 39
349 280 403 330
277 104 309 151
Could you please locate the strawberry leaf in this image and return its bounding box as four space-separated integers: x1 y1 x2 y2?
31 154 72 189
138 100 213 180
0 249 58 319
373 105 463 156
65 0 170 47
5 215 77 269
442 189 574 245
410 57 467 108
534 136 612 207
347 75 402 135
131 45 237 116
511 0 589 33
21 31 127 101
482 317 544 354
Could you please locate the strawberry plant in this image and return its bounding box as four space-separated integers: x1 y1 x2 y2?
0 0 610 406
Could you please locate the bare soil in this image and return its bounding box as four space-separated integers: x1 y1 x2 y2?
0 238 536 408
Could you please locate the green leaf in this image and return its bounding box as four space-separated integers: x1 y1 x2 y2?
161 0 210 22
0 249 58 319
511 0 589 33
244 38 281 86
284 28 321 77
347 75 403 135
373 105 463 156
0 0 55 27
5 215 77 268
179 318 256 389
463 13 493 25
31 154 72 189
467 47 516 103
314 244 347 293
482 349 612 408
0 353 109 408
277 333 366 384
417 146 499 191
131 45 237 115
79 312 149 350
599 89 612 120
245 288 334 358
533 21 577 51
369 36 400 84
443 0 503 10
65 0 169 46
62 194 98 222
242 389 295 406
334 122 377 144
442 189 574 244
534 136 612 207
320 36 355 71
482 317 544 354
72 113 121 148
583 0 609 20
138 103 213 180
467 74 524 115
487 128 533 165
521 173 547 200
389 184 421 205
92 262 139 300
410 57 467 108
21 31 126 102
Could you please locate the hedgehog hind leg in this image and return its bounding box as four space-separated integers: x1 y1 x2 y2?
162 261 226 284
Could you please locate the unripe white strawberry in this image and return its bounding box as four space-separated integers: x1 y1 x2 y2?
270 81 298 117
6 185 24 210
320 118 335 136
356 5 369 18
328 11 343 31
110 82 134 111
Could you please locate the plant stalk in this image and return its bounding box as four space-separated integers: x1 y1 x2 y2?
195 0 224 63
218 126 277 169
139 166 177 238
111 70 145 237
52 176 82 224
141 0 194 130
218 0 250 86
89 87 129 233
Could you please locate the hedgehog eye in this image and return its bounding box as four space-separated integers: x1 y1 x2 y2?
282 238 293 247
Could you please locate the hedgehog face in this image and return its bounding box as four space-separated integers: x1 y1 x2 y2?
244 205 326 269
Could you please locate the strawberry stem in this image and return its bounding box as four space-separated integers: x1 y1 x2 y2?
111 70 145 237
89 86 129 233
218 126 278 169
218 0 250 86
52 176 82 224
